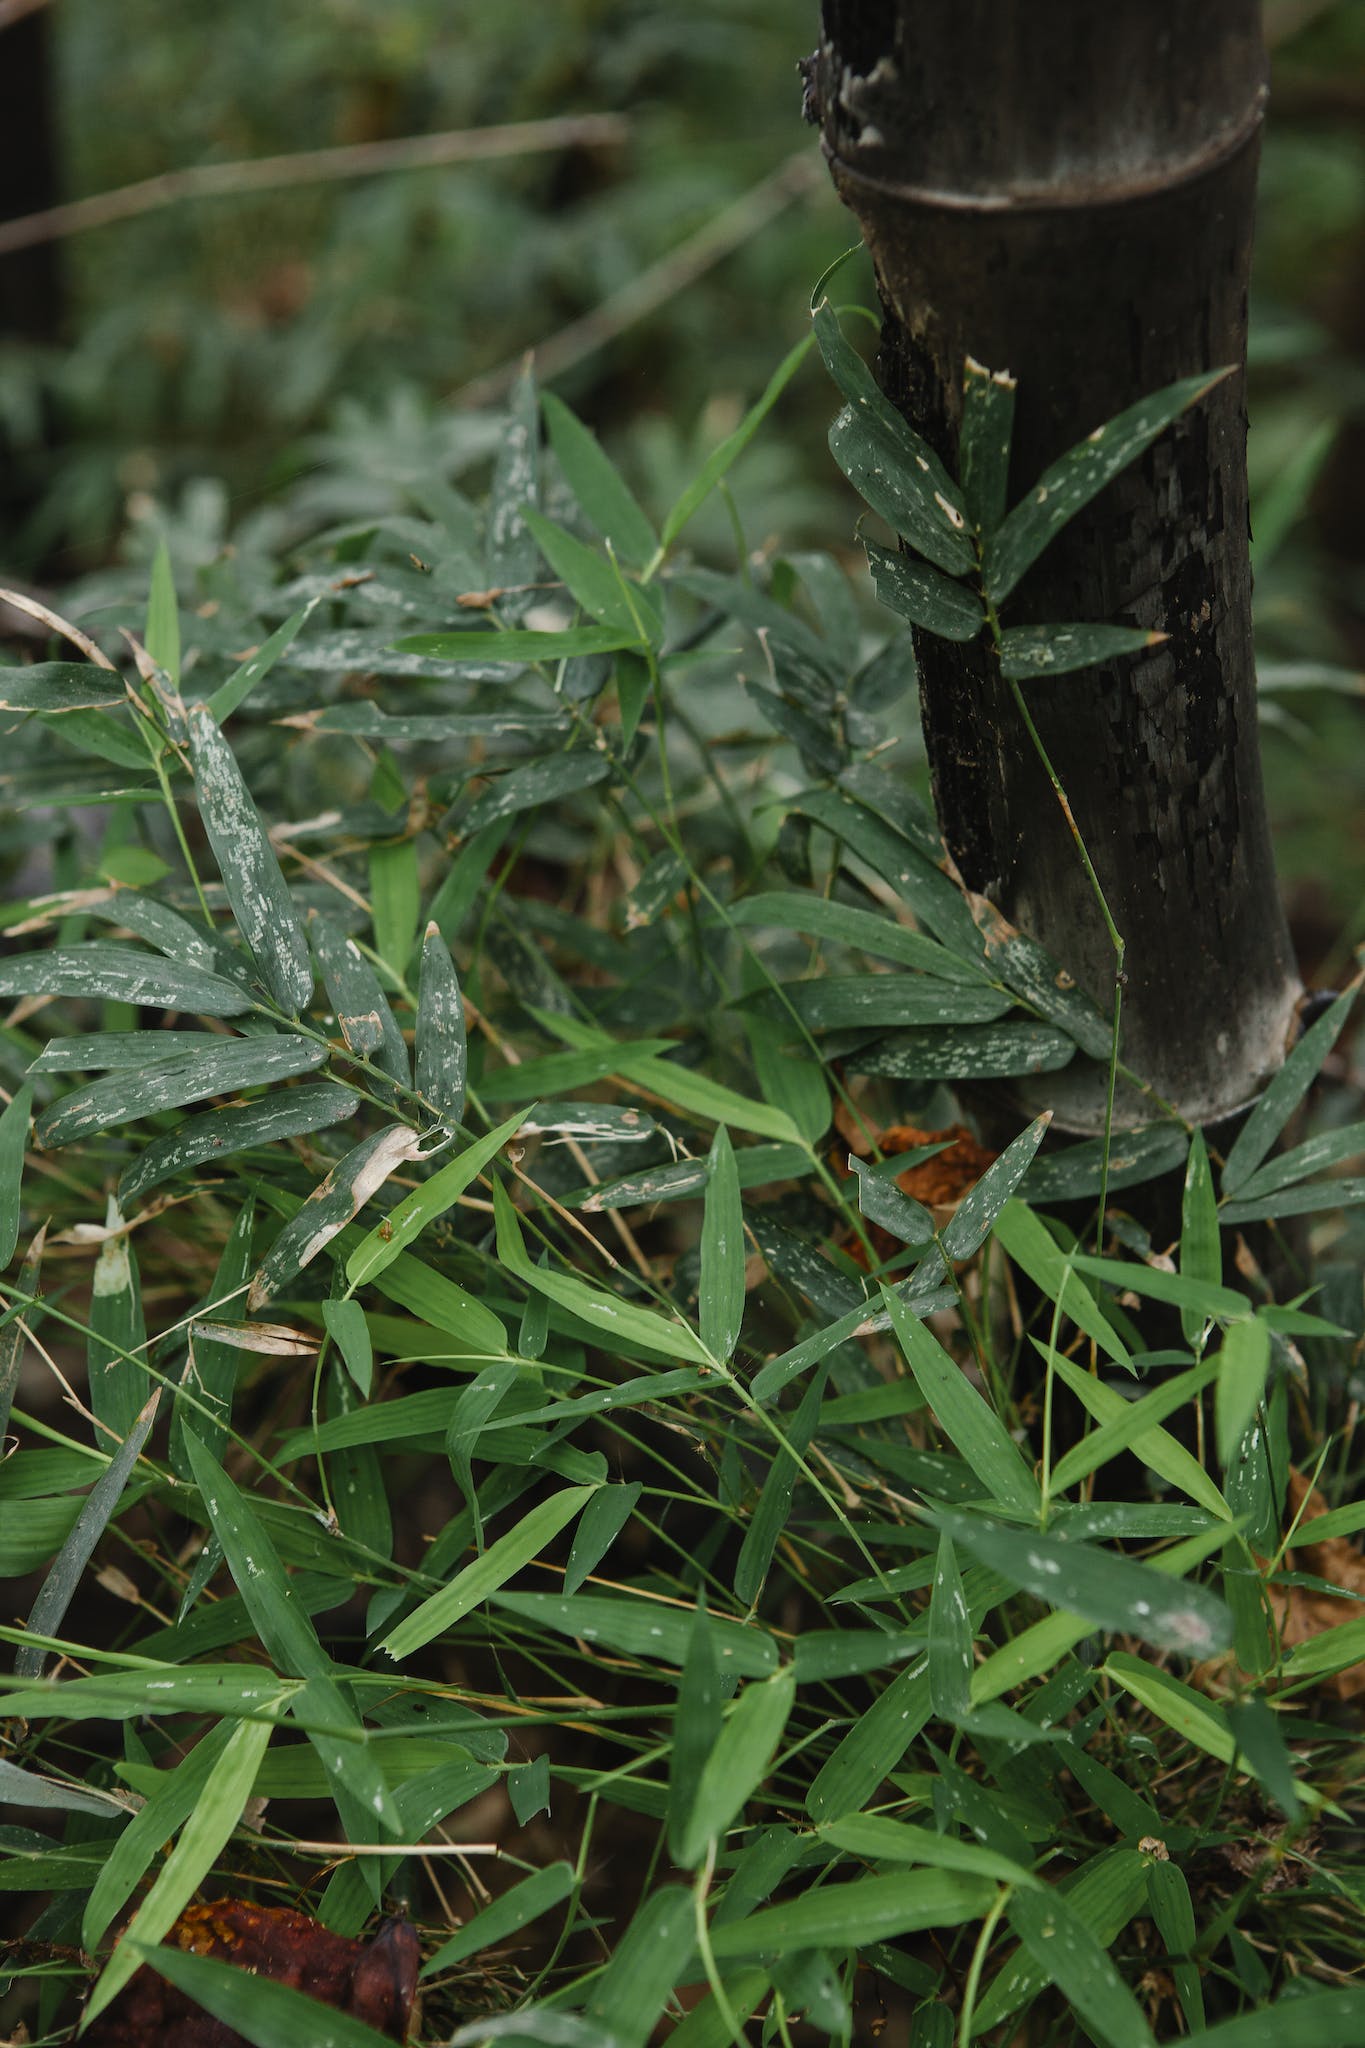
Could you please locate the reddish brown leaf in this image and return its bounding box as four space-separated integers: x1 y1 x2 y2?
79 1900 420 2046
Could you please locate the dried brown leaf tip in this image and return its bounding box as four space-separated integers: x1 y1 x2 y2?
80 1900 420 2046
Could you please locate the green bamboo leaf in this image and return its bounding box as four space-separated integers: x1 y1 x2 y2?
928 1531 973 1719
486 356 541 612
1104 1651 1240 1766
1226 1693 1302 1822
36 1033 326 1151
806 1656 930 1821
822 1814 1034 1888
132 1943 396 2048
972 1845 1149 2037
849 1156 935 1244
494 1179 711 1364
1221 982 1361 1196
864 539 984 641
461 747 612 836
584 1886 696 2048
414 921 466 1130
32 1029 213 1071
709 1869 994 1961
249 1123 424 1310
992 1201 1130 1365
941 1112 1051 1261
308 910 408 1082
82 1718 235 1950
846 1020 1075 1081
493 1590 777 1677
662 330 813 548
523 507 645 635
0 662 127 710
700 1126 744 1363
1180 1990 1365 2047
145 539 181 684
87 1197 148 1441
938 1504 1232 1658
184 1432 331 1678
628 1056 804 1145
0 1665 294 1722
959 357 1016 535
0 1759 124 1820
678 1666 795 1867
1215 1316 1271 1470
997 622 1166 678
1232 1119 1365 1201
208 597 321 723
422 1861 575 1976
396 624 639 662
84 889 239 976
984 368 1229 604
1180 1130 1221 1348
1220 1177 1365 1224
1281 1613 1365 1681
322 1298 372 1398
542 392 657 568
754 973 1011 1032
723 892 990 982
563 1480 642 1595
1046 1350 1230 1520
346 1110 519 1291
884 1288 1042 1516
379 1484 598 1660
17 1388 158 1680
0 941 251 1016
0 1224 44 1446
1048 1358 1221 1497
0 1081 32 1270
668 1600 723 1865
1007 1884 1157 2048
171 1198 255 1475
734 1366 827 1608
119 1083 357 1205
81 1714 276 2024
187 704 313 1014
813 299 974 575
1069 1252 1249 1320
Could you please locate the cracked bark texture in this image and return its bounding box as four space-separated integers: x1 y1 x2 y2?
809 0 1301 1130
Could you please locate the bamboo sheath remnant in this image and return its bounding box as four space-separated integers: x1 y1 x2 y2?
810 1 1301 1131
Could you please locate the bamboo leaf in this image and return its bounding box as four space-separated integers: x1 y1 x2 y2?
488 357 541 615
523 507 645 635
813 299 974 574
708 1869 994 1961
461 748 612 836
959 357 1016 535
884 1288 1042 1516
1221 982 1360 1196
1215 1317 1271 1470
397 624 639 662
494 1590 777 1677
1178 1989 1365 2048
723 891 990 982
82 1718 235 1949
414 921 467 1130
753 973 1011 1032
37 1033 327 1151
346 1111 520 1292
119 1083 357 1205
422 1861 575 1975
563 1480 642 1595
992 1201 1131 1365
0 1225 44 1445
928 1532 973 1719
322 1298 373 1398
700 1126 744 1363
668 1600 723 1865
17 1389 159 1679
81 1714 276 2024
941 1112 1051 1261
184 1432 331 1679
864 539 984 641
678 1666 795 1867
208 598 321 723
0 941 252 1016
187 705 313 1013
1232 1119 1365 1200
806 1656 930 1821
984 368 1229 604
937 1504 1232 1658
0 662 127 710
87 1197 147 1441
734 1366 827 1608
846 1021 1075 1081
249 1123 425 1310
1047 1349 1230 1520
308 910 408 1083
145 540 181 684
849 1156 935 1244
1180 1130 1221 1348
583 1887 696 2048
1007 1884 1157 2048
998 622 1165 678
379 1484 599 1660
1048 1358 1221 1497
542 392 657 568
0 1082 32 1270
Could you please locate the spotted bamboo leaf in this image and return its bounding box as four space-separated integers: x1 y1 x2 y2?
248 1123 425 1310
414 922 467 1131
36 1033 327 1150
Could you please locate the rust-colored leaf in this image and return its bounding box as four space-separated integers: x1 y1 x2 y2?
79 1899 420 2046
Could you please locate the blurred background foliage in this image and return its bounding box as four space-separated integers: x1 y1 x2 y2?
0 0 1363 943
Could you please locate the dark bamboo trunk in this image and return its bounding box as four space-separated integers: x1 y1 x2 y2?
808 0 1301 1132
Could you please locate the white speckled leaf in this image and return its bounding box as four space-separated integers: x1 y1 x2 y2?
36 1033 327 1150
187 704 313 1013
414 921 466 1130
248 1122 424 1310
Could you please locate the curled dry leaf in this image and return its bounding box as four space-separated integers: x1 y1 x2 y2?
79 1898 420 2046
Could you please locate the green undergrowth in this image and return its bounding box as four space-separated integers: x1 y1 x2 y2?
1 279 1364 2048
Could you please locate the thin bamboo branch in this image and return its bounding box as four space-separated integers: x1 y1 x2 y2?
0 112 630 257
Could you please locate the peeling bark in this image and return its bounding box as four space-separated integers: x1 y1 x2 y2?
808 0 1301 1130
